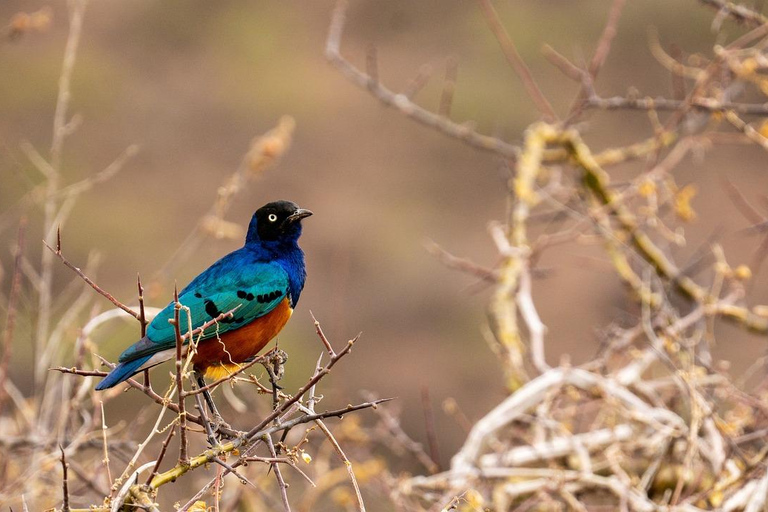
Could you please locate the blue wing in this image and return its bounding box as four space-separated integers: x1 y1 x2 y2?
117 249 289 363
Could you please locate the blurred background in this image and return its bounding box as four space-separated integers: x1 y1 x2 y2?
2 0 768 506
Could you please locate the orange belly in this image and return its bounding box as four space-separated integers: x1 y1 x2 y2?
192 298 293 379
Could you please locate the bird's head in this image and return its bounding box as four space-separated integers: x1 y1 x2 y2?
246 200 313 248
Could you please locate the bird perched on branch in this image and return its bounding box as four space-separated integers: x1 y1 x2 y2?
95 200 312 399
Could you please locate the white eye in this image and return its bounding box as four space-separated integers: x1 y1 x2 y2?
268 213 278 222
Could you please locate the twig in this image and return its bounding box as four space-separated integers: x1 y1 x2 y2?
214 464 222 512
54 365 241 438
542 44 585 82
43 234 140 320
99 402 113 496
362 390 438 474
310 413 366 511
245 333 360 439
145 425 176 486
584 88 768 116
698 0 768 26
420 386 441 473
724 110 768 150
325 0 520 159
137 274 150 387
111 461 155 512
60 445 70 512
474 0 557 121
172 288 189 465
137 274 147 336
424 240 497 284
567 0 626 122
212 457 256 488
517 266 549 374
149 397 392 489
265 434 291 511
723 178 764 225
310 311 335 356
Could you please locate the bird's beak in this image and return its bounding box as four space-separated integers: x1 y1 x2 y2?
286 208 313 223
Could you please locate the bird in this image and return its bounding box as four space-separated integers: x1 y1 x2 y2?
95 200 312 396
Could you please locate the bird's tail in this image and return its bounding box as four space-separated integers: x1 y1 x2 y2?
95 356 151 390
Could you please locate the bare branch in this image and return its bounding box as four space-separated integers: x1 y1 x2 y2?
474 0 557 121
325 0 520 159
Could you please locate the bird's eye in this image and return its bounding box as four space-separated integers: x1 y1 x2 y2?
268 214 278 222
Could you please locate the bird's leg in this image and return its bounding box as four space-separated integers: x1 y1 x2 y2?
192 380 219 448
262 349 288 411
195 371 231 432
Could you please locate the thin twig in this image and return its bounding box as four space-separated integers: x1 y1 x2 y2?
698 0 768 26
172 288 189 465
475 0 557 121
586 90 768 116
149 397 392 489
265 434 291 512
137 274 147 336
567 0 626 122
420 386 441 473
54 364 241 438
44 234 140 320
362 391 438 474
145 425 176 486
60 445 70 512
99 402 113 496
310 311 335 356
325 0 520 159
245 333 359 438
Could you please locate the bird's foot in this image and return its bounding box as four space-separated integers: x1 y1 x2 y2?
262 349 288 410
211 413 231 431
263 349 288 389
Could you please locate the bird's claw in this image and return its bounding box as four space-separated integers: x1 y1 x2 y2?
212 413 231 431
264 348 288 385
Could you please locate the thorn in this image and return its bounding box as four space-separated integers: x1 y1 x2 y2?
56 225 62 254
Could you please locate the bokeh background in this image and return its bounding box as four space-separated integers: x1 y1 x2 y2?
3 0 768 506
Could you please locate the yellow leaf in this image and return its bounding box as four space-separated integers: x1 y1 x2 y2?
735 264 752 280
674 184 697 221
460 489 485 511
186 501 208 512
639 178 656 198
738 57 758 77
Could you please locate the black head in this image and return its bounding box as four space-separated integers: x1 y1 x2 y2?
246 200 312 245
